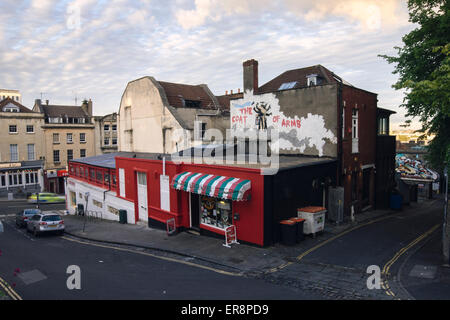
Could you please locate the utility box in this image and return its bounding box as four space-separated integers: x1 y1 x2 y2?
328 187 344 224
298 206 326 236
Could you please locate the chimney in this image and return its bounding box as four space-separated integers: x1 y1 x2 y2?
88 99 93 116
81 99 93 116
231 90 233 95
45 100 49 105
243 59 258 94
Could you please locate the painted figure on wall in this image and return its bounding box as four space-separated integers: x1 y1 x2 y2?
253 102 272 130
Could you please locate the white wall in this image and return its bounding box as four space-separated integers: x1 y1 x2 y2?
66 178 135 224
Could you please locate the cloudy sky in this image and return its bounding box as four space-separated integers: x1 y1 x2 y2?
0 0 417 129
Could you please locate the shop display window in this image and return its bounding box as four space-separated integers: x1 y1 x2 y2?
200 196 233 230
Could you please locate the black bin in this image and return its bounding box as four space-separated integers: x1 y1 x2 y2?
77 204 84 216
279 220 296 246
119 210 127 224
291 217 305 243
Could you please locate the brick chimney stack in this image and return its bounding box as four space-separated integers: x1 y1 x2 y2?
243 59 258 94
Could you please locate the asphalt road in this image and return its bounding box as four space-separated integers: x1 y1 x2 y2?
0 216 320 300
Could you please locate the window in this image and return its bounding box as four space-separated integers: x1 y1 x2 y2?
112 124 117 131
96 170 103 183
9 125 17 134
104 124 110 131
201 123 207 139
53 133 60 144
104 138 110 146
67 149 73 161
93 199 103 208
278 82 297 90
80 149 86 158
80 133 86 143
67 133 73 143
27 144 35 161
112 138 117 145
10 144 18 161
26 125 34 133
119 168 125 197
352 109 359 154
53 150 60 163
184 100 201 108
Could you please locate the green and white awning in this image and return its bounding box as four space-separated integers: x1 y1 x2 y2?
171 172 251 201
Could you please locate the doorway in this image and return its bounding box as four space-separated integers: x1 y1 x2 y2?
137 172 148 222
190 193 200 230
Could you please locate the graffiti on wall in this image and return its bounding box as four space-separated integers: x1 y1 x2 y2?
230 91 337 156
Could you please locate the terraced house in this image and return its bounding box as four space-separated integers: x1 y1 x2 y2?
0 98 44 198
33 99 96 194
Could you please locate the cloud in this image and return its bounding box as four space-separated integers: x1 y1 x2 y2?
175 0 408 31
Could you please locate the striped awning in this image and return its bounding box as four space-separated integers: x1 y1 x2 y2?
171 172 251 201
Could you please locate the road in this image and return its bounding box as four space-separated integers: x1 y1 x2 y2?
261 198 447 300
0 199 66 216
0 215 319 300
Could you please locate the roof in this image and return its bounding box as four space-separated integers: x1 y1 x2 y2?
42 105 89 118
0 160 44 172
70 152 169 169
158 81 217 109
258 65 339 93
377 107 397 115
216 93 244 110
0 98 34 113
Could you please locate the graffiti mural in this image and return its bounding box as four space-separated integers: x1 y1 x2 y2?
230 90 337 157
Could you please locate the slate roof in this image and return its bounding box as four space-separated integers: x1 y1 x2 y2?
258 65 340 93
41 105 89 118
158 81 217 109
0 98 35 113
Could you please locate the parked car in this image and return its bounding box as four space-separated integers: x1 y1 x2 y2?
26 213 65 236
28 193 65 204
15 208 41 228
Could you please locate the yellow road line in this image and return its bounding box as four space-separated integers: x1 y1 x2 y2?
0 276 22 300
62 236 243 277
382 223 440 298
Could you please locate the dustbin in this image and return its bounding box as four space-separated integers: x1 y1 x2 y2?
77 204 84 216
279 220 296 246
390 194 403 210
119 209 127 224
290 217 305 243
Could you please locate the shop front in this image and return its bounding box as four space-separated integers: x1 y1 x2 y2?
171 172 251 236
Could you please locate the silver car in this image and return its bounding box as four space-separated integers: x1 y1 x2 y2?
15 208 41 228
26 213 65 236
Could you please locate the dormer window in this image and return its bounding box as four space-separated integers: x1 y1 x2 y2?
184 100 201 108
2 103 20 113
307 74 319 86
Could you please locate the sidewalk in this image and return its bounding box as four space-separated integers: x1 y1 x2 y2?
57 204 411 275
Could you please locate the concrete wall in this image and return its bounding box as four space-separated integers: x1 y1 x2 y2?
66 177 135 224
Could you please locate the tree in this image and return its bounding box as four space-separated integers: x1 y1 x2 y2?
380 0 450 171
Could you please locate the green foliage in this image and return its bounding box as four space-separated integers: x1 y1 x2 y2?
379 0 450 170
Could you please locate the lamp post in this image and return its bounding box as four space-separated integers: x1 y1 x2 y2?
443 166 449 264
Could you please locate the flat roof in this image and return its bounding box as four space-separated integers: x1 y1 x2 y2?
71 151 336 173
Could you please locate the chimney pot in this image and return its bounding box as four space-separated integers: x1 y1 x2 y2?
46 100 49 105
225 90 228 95
231 90 233 95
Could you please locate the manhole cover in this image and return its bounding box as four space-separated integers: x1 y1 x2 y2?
408 265 437 279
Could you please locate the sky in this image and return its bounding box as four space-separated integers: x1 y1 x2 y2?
0 0 419 129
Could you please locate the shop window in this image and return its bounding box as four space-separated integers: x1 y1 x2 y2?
96 170 103 183
104 172 110 186
90 169 95 181
200 196 233 230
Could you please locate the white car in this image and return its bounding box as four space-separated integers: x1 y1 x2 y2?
26 213 65 236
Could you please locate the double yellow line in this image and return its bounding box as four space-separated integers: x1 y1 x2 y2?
382 223 440 298
0 276 22 300
266 214 395 274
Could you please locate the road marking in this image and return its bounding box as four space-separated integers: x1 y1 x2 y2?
61 236 243 277
265 214 396 274
382 223 440 299
0 276 22 300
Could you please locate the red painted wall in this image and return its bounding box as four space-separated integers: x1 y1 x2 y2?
115 157 265 246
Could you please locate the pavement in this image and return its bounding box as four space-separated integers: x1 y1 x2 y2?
59 204 409 276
